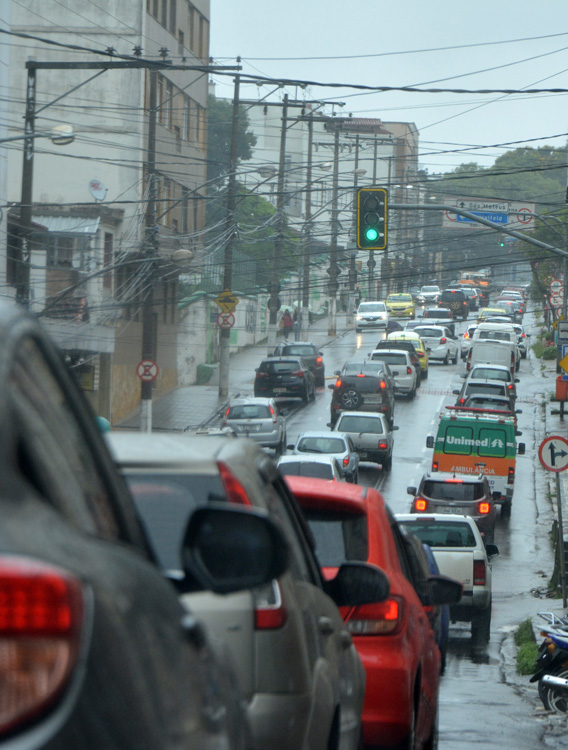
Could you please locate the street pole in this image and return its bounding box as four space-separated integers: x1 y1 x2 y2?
218 72 240 399
17 66 37 307
301 113 313 341
328 124 340 336
268 94 288 353
140 69 158 432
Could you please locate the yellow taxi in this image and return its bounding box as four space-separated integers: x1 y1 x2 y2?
477 306 507 323
385 293 415 319
386 331 429 377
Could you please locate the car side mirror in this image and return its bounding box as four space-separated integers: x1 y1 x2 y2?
517 438 525 449
452 389 460 395
515 378 520 383
325 562 390 607
286 444 294 450
327 422 333 428
460 374 466 379
424 575 463 606
334 370 341 376
485 543 499 557
392 370 400 376
392 425 399 431
328 383 335 390
181 504 289 594
516 409 522 414
407 486 417 495
280 408 289 416
319 351 324 356
426 435 434 448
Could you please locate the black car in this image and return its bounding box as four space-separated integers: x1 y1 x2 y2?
0 300 289 749
328 361 395 426
254 356 316 402
438 289 468 320
374 339 423 384
422 306 456 335
460 286 479 311
272 341 325 386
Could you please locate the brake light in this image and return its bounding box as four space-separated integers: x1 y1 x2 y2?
335 379 342 388
407 366 412 375
254 581 287 629
343 456 350 467
440 337 447 344
217 461 252 505
446 478 464 483
380 380 387 389
508 466 515 484
269 405 277 423
0 557 83 735
344 597 403 635
378 442 388 450
356 373 366 378
458 398 466 405
432 461 439 471
291 369 305 377
508 383 514 390
316 357 323 365
473 559 486 586
464 332 470 340
255 371 269 379
478 502 491 515
414 498 428 512
417 351 424 358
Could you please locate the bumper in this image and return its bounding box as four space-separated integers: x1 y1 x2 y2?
394 378 414 393
356 318 389 330
451 589 491 621
387 308 415 318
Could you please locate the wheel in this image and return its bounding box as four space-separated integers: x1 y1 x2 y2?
396 702 417 750
382 453 392 471
309 383 316 402
424 699 439 750
302 384 309 404
340 389 361 409
471 604 491 642
422 368 429 379
316 376 325 388
542 668 568 713
352 470 359 484
501 500 512 519
443 351 449 365
522 351 527 359
408 386 416 400
452 350 459 364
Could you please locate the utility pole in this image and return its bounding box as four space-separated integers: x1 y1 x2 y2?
218 72 240 399
328 124 340 336
267 94 288 353
302 114 313 341
17 66 37 307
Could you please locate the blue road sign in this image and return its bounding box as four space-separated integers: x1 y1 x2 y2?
456 211 508 224
561 344 568 381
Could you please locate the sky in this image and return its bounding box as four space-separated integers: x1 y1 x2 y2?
209 0 568 175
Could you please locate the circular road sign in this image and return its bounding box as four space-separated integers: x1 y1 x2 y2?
137 359 159 382
539 435 568 472
550 293 564 308
551 279 563 295
217 312 235 329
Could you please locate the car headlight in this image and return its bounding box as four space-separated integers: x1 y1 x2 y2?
356 315 363 320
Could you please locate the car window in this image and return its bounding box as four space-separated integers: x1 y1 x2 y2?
414 328 441 337
442 424 474 455
398 520 477 548
470 368 508 382
282 345 316 357
263 481 314 582
422 480 484 501
297 437 346 454
359 303 386 313
279 461 334 479
260 360 299 374
465 383 505 396
302 510 368 567
371 352 407 366
228 404 271 419
338 415 383 434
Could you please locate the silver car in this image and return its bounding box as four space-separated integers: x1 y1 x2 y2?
277 453 345 482
287 430 360 483
332 411 398 470
355 300 389 332
369 348 418 398
222 396 286 454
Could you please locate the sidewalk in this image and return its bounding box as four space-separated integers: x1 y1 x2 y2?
116 312 350 432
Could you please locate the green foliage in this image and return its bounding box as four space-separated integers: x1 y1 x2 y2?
515 617 536 647
207 95 257 187
543 346 558 360
532 328 557 359
515 618 538 676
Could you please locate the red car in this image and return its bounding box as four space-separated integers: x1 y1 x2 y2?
287 476 462 750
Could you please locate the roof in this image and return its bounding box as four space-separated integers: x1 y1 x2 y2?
422 471 486 483
33 215 100 235
285 475 371 515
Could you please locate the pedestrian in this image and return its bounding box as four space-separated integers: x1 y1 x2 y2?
293 309 300 341
281 310 294 340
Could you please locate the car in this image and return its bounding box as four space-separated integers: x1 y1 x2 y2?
254 356 316 402
271 341 325 386
108 432 390 750
512 322 530 358
466 338 519 376
369 348 419 398
461 394 519 419
396 513 498 642
328 360 395 426
287 430 360 482
355 300 389 332
289 477 462 749
477 306 508 323
460 286 479 311
421 306 456 335
461 364 519 398
453 377 516 407
387 331 430 377
374 338 423 384
385 292 415 318
495 297 524 321
471 322 521 368
460 323 478 359
438 289 468 320
222 396 287 454
276 453 345 481
331 411 398 470
421 543 451 673
417 284 441 305
406 471 497 541
0 300 293 750
412 324 460 364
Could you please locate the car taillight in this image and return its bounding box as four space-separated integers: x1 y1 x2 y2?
380 380 386 389
508 466 515 484
253 581 287 629
440 337 447 344
414 498 428 512
356 373 366 378
316 357 323 365
0 557 84 735
407 366 412 375
458 398 466 405
464 332 469 339
473 559 486 586
217 461 252 505
291 369 305 377
343 456 350 467
344 597 403 635
478 502 491 515
380 404 387 412
269 404 277 423
417 351 424 358
335 379 342 388
255 371 269 379
378 441 388 450
432 461 439 471
508 383 514 391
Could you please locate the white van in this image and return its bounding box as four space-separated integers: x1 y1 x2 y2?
466 339 517 375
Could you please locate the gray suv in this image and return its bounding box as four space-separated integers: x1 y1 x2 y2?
222 396 287 454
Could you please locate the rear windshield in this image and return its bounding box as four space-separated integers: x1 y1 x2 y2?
359 302 386 313
297 437 346 454
303 511 368 566
425 309 451 318
259 360 299 374
470 368 509 382
414 328 442 338
228 404 271 419
398 520 477 548
466 398 510 410
477 331 513 342
371 352 407 366
281 345 316 357
337 415 384 434
278 461 334 479
343 362 385 376
465 383 505 396
422 480 485 501
440 291 465 301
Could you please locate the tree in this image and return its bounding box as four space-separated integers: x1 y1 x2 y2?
206 94 257 187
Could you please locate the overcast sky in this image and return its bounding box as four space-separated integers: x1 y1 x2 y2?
209 0 568 175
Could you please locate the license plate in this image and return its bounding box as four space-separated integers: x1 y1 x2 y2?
445 506 464 514
358 452 368 459
273 387 286 393
364 396 381 404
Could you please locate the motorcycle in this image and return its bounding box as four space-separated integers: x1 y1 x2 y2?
530 612 568 713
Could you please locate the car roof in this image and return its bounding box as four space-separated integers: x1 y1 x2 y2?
285 476 371 514
388 331 421 340
396 512 476 527
336 410 387 421
371 348 411 358
259 356 304 363
228 396 275 406
413 324 446 332
422 470 486 483
469 364 510 373
295 431 349 442
425 306 451 313
464 377 508 386
278 454 339 466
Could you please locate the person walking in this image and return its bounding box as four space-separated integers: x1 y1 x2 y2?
281 310 294 340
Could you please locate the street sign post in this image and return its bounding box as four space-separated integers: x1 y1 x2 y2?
217 312 235 329
137 359 159 382
215 289 239 314
551 279 563 296
538 435 568 605
560 345 568 381
557 321 568 343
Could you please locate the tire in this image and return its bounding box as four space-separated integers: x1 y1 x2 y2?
471 604 491 642
382 452 393 471
501 500 512 519
451 350 459 364
424 699 439 750
302 384 309 404
352 470 359 484
443 351 449 365
542 668 568 713
309 383 316 402
340 389 361 409
397 703 417 750
422 368 429 379
408 386 416 400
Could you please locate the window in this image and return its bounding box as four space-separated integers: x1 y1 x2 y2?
178 29 184 54
161 0 167 27
169 0 176 34
157 76 164 124
165 81 173 129
478 427 507 458
304 511 368 567
442 425 474 456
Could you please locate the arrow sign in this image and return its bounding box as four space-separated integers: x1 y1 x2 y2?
539 435 568 472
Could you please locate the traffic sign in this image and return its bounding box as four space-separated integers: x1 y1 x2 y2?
560 345 568 380
215 289 239 314
217 312 235 329
557 320 568 343
551 279 563 295
553 315 566 330
137 359 159 382
551 294 564 309
539 435 568 472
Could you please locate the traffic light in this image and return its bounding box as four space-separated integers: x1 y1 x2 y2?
498 235 505 247
357 188 387 250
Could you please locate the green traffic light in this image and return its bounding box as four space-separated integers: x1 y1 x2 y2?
365 227 379 242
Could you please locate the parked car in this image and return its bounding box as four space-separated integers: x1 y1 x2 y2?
387 330 430 378
421 306 456 335
374 338 424 384
108 432 390 750
288 478 462 749
412 324 460 364
331 411 398 470
407 471 497 541
0 300 292 750
271 341 325 386
355 300 389 332
417 284 440 305
385 292 415 318
287 430 360 482
222 396 287 454
328 360 395 426
277 453 345 482
438 289 468 320
369 348 419 398
396 513 498 642
254 356 316 402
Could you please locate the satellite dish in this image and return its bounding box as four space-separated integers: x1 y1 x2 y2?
89 179 107 201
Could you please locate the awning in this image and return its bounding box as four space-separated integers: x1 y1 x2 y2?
33 215 100 235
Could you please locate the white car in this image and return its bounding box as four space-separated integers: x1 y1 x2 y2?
287 430 360 482
471 322 521 367
369 348 418 398
412 324 460 364
355 301 389 332
276 453 345 482
416 285 440 305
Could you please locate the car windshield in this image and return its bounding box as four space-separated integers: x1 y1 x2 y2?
398 520 477 548
297 437 346 454
302 511 368 567
278 461 334 479
422 480 485 501
337 415 384 434
260 360 300 373
359 303 386 313
470 368 509 382
421 286 439 293
389 294 411 302
228 404 271 419
465 383 505 396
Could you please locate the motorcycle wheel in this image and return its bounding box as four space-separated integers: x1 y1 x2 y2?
542 668 568 713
